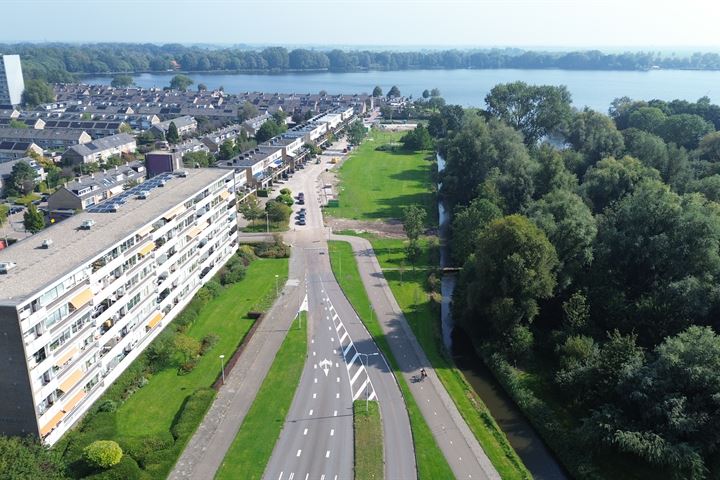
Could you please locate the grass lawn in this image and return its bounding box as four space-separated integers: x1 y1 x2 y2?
328 241 454 479
328 130 435 223
215 313 307 480
57 258 289 479
354 400 384 480
10 192 40 205
241 221 287 233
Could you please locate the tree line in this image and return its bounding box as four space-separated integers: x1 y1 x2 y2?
5 43 720 83
434 82 720 478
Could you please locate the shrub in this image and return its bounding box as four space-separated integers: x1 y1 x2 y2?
178 359 198 375
97 400 117 413
220 264 246 285
145 332 176 372
204 280 223 297
279 188 291 195
170 388 216 440
121 433 174 468
83 440 123 469
256 189 268 197
237 244 257 265
254 237 290 258
200 334 220 355
84 455 141 480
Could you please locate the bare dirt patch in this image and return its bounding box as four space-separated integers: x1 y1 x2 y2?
327 217 407 238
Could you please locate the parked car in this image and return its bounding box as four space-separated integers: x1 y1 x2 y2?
9 206 24 215
297 218 306 226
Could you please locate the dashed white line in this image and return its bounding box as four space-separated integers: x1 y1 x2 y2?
333 410 338 416
335 362 339 368
309 409 313 416
289 473 294 480
303 428 308 436
296 450 302 457
314 378 318 383
278 472 284 480
313 393 317 399
336 393 340 399
305 474 309 480
325 450 331 458
330 428 335 436
336 377 340 382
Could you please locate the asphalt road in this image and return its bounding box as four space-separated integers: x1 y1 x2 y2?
264 142 416 479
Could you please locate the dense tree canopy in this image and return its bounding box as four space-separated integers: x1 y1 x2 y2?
21 79 54 107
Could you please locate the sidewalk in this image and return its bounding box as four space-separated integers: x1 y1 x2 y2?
168 253 304 480
332 234 500 480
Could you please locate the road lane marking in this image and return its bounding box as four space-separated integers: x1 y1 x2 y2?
314 378 318 383
335 362 339 368
296 450 302 457
321 475 325 480
343 343 353 357
313 393 317 398
333 410 337 416
309 409 313 416
330 428 335 436
303 428 308 435
346 352 359 368
339 331 349 343
278 473 283 480
326 450 331 458
353 378 370 401
368 391 377 401
336 393 340 399
305 474 309 480
289 473 294 480
336 377 340 382
335 322 342 331
350 365 364 386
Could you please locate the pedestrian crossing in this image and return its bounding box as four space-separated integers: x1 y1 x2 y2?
323 296 377 402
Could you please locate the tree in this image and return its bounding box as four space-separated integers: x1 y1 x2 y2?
110 74 133 88
657 113 714 150
23 204 45 234
581 155 660 213
450 198 502 264
698 131 720 162
430 88 442 97
6 160 38 196
0 204 8 228
240 101 259 121
627 106 667 133
372 86 383 97
166 122 180 144
83 440 123 469
183 151 214 168
567 109 625 169
22 79 55 107
532 145 578 197
9 119 27 129
422 89 430 99
266 199 292 223
591 180 720 343
455 215 558 342
218 139 235 160
402 205 426 242
255 119 285 143
197 83 208 92
400 125 433 150
169 74 194 91
484 82 573 145
0 436 67 480
347 120 367 145
174 334 201 363
527 189 597 290
387 85 401 98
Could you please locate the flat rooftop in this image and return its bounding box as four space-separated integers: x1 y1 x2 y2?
0 168 231 305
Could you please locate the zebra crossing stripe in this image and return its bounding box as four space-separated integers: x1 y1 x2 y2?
343 342 353 357
339 331 349 344
350 365 364 386
368 390 377 401
353 378 370 401
346 352 359 369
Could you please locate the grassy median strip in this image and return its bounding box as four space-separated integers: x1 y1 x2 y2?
329 241 454 479
215 314 307 480
354 400 384 480
57 257 289 480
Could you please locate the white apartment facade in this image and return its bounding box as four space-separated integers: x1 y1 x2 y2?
0 168 238 444
0 54 25 106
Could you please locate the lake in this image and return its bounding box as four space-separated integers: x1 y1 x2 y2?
83 69 720 113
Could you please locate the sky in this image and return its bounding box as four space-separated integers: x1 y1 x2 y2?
3 0 720 49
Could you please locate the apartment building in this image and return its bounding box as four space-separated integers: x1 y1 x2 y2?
0 168 238 444
61 133 137 165
0 54 25 107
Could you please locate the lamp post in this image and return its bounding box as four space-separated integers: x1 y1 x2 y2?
275 274 279 296
358 352 379 411
219 354 225 385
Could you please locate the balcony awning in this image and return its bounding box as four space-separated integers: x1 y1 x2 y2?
220 190 230 200
69 288 93 310
59 368 84 393
147 312 163 329
138 241 156 257
63 389 86 413
136 224 154 237
186 226 202 239
163 205 185 220
39 410 65 437
271 159 283 168
54 346 79 367
286 151 297 158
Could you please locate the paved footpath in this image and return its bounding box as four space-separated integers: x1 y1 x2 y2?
169 252 306 480
332 234 501 480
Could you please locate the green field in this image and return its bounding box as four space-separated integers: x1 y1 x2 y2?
215 314 307 480
328 130 435 222
328 241 454 479
354 400 384 480
58 257 289 479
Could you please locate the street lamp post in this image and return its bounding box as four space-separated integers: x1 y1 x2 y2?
358 352 379 412
219 354 226 385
